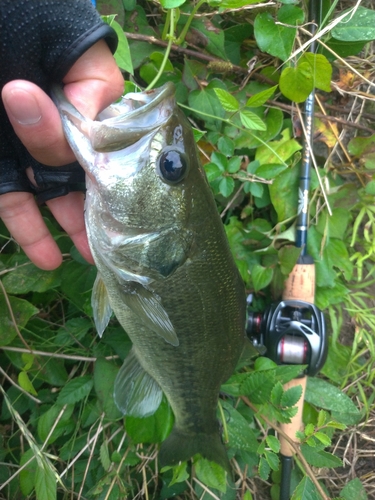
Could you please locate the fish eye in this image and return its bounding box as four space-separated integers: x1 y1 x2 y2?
157 148 188 184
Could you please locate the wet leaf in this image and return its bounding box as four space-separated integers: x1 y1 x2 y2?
332 7 375 42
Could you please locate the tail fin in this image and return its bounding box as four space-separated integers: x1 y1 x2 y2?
159 427 231 474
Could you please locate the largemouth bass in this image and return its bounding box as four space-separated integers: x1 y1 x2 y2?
53 82 247 472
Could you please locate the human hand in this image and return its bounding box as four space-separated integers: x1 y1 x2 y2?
1 40 124 270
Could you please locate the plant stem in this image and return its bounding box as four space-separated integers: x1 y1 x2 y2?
146 9 176 91
175 0 207 45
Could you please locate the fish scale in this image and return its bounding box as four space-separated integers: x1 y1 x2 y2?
53 82 247 473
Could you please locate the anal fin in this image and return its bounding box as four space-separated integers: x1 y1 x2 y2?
114 348 163 418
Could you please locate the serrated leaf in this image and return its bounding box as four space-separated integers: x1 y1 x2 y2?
246 85 278 107
240 110 267 131
168 461 189 486
56 376 93 405
35 463 57 500
214 88 239 112
227 156 241 173
241 371 275 404
314 432 331 447
258 456 271 480
266 435 280 454
264 450 279 471
301 444 342 468
194 456 227 493
281 384 302 408
340 478 368 500
270 381 284 406
291 476 321 500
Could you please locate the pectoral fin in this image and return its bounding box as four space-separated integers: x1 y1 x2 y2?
114 348 163 417
92 273 113 337
121 283 179 347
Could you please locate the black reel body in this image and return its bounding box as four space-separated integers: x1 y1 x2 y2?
247 300 327 376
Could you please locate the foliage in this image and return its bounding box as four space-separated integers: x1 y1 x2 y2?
1 0 375 499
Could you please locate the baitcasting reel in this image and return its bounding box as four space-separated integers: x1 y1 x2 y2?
247 300 327 377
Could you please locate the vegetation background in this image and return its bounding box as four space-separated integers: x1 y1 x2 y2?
1 0 375 499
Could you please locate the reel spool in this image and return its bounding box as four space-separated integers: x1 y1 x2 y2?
247 300 327 377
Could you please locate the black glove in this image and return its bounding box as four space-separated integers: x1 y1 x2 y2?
0 0 118 202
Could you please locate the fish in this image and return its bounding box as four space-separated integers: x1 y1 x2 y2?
52 82 247 472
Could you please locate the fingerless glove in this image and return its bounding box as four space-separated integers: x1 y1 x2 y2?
0 0 118 201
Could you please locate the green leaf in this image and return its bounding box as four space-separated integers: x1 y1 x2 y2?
126 398 174 443
159 0 186 7
264 450 279 471
246 85 278 107
340 478 368 500
100 442 111 472
266 435 280 454
56 376 93 406
219 176 235 197
220 400 258 451
299 53 332 92
332 7 375 42
227 157 242 174
94 358 122 420
255 164 288 180
194 456 227 493
301 444 342 468
291 476 321 500
240 110 267 131
255 129 302 165
281 384 302 408
19 449 37 496
189 81 226 127
105 19 133 74
37 404 75 444
18 371 38 396
279 62 314 102
214 88 239 112
254 12 297 62
305 378 361 425
241 371 275 404
218 136 234 156
167 461 189 486
258 456 271 480
2 264 61 294
0 293 38 346
234 107 283 150
35 463 56 500
251 264 273 292
314 432 331 447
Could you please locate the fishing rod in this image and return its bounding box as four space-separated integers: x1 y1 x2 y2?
247 0 328 498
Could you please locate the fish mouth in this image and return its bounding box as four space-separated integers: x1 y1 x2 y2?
52 82 177 153
89 82 176 152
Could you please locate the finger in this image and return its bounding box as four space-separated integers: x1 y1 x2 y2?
62 39 124 117
2 81 76 166
46 192 94 265
0 192 62 270
2 40 123 167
